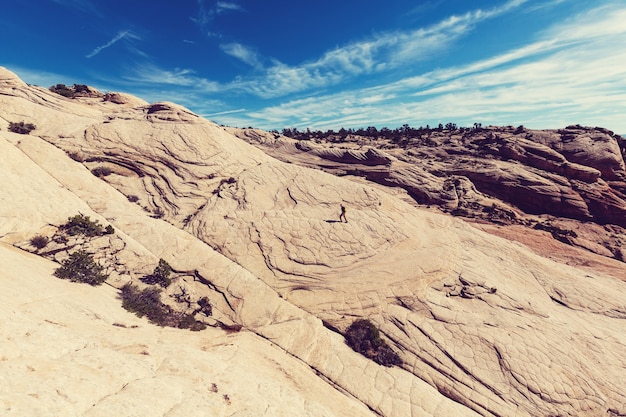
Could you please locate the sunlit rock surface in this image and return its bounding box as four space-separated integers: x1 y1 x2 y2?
1 66 625 417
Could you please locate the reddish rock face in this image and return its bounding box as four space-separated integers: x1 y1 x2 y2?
535 126 626 181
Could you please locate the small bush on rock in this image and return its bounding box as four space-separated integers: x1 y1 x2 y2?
49 84 75 98
54 250 108 286
9 121 36 134
60 214 105 237
152 207 165 219
345 319 402 367
91 166 113 177
30 235 49 250
120 284 173 326
49 84 94 98
141 258 173 288
197 296 213 316
177 314 207 331
67 151 84 162
119 283 206 330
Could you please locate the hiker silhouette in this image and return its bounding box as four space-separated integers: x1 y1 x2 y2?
339 204 347 223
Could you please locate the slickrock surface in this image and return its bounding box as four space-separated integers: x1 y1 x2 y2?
229 126 626 264
0 244 376 417
1 66 625 416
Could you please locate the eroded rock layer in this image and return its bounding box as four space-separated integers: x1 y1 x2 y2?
229 125 626 264
1 67 625 417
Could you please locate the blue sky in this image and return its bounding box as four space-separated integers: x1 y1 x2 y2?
2 0 625 133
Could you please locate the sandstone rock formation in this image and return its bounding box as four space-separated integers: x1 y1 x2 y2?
1 66 625 417
229 125 626 264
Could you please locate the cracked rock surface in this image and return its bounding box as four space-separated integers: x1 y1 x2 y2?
230 126 626 265
1 66 625 417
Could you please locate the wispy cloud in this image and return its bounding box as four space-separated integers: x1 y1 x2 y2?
98 1 624 133
204 108 247 119
405 1 445 19
215 0 529 98
86 30 138 58
220 43 263 69
192 0 244 31
217 1 243 13
234 4 626 131
192 0 213 28
123 64 220 91
524 0 568 13
125 0 529 100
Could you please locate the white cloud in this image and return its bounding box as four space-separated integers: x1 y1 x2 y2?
121 0 530 101
547 4 626 41
213 0 529 98
524 0 568 13
237 61 343 98
220 43 263 70
192 0 213 28
217 1 243 13
232 3 626 133
124 64 221 93
86 30 138 58
99 0 624 133
192 0 243 30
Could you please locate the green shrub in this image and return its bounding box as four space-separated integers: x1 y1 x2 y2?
344 319 402 367
141 258 173 288
197 296 213 316
119 283 206 330
50 83 96 98
120 284 173 326
49 84 75 98
73 84 90 94
104 225 115 235
60 214 105 237
30 235 49 250
177 314 207 331
9 121 36 134
53 250 108 286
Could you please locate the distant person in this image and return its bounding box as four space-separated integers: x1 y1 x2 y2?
339 204 347 223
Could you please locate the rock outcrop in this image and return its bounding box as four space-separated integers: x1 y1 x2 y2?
1 67 625 417
104 91 148 106
229 126 626 263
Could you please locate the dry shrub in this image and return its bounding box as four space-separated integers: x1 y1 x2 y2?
119 284 206 331
9 121 36 134
30 235 49 250
344 319 402 367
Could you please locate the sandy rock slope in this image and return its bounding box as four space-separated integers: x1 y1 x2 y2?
1 67 625 416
